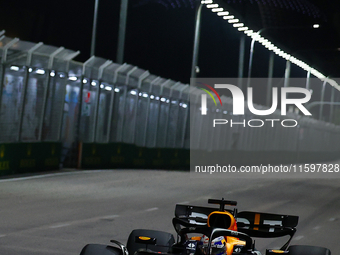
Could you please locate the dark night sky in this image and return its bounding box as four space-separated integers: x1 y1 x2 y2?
0 0 336 110
0 0 307 80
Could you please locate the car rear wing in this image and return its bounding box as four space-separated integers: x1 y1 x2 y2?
237 211 298 237
236 211 298 250
174 205 298 237
174 203 298 250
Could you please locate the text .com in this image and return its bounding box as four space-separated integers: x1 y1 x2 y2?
194 164 293 174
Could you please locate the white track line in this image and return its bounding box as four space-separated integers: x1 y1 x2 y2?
49 223 71 229
0 170 106 183
294 236 304 241
145 207 159 212
101 215 120 220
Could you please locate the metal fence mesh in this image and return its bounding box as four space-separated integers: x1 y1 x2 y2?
0 35 340 168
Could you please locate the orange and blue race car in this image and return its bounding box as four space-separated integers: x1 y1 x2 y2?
79 198 331 255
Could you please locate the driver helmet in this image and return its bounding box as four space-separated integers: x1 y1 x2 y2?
199 235 226 255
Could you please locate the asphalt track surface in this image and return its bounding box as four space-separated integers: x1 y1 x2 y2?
1 169 340 255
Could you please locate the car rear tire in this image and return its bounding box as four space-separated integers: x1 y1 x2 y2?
126 229 175 255
80 244 123 255
289 245 331 255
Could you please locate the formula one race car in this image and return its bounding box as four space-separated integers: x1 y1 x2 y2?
79 198 331 255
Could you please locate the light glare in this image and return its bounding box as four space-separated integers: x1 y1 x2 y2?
212 8 224 12
69 76 77 81
10 66 20 71
223 15 234 20
36 69 45 75
233 23 244 28
238 27 249 31
228 19 239 23
217 11 229 16
206 4 218 8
